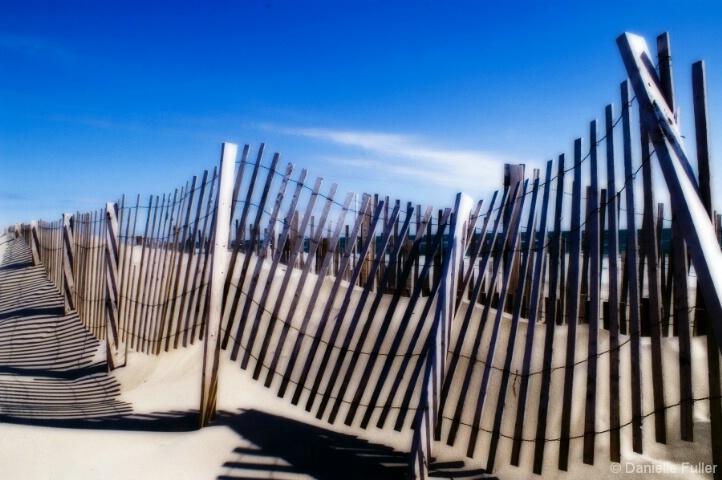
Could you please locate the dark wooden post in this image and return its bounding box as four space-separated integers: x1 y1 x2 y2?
692 59 722 477
583 120 601 465
408 193 472 480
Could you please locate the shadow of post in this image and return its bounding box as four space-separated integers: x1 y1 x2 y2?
214 409 498 480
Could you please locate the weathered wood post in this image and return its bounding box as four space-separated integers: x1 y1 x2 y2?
504 164 525 293
408 192 472 480
29 220 41 266
62 213 76 315
692 58 722 478
105 202 126 370
200 142 238 428
618 32 722 354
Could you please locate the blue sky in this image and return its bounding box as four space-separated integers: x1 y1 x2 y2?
2 0 721 228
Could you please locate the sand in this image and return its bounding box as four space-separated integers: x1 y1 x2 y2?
0 231 717 479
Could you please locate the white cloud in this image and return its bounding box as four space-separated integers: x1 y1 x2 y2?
259 124 528 196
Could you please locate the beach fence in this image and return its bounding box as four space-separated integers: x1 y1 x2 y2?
10 32 722 479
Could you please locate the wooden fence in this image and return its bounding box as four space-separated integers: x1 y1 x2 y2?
11 32 722 479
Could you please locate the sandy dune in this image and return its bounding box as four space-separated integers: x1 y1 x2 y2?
0 232 716 479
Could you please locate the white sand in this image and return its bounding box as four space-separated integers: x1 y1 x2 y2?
0 231 716 479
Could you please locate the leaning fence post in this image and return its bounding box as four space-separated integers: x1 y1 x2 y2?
618 32 722 355
200 142 238 428
61 213 76 315
105 202 126 370
407 192 473 480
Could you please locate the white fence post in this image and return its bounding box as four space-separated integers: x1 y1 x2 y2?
29 220 41 266
200 142 238 427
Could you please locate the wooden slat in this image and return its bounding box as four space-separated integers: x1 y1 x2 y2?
599 189 607 287
486 174 539 471
160 185 189 351
76 213 87 333
150 189 179 352
467 180 529 458
354 206 434 428
605 104 622 463
87 213 95 333
231 161 297 368
510 159 553 466
117 196 135 345
455 195 496 313
692 59 722 478
434 191 504 440
583 121 601 465
256 181 337 381
145 192 174 349
165 177 197 350
225 152 282 358
620 78 644 454
315 203 401 420
533 153 566 474
558 138 584 471
335 206 420 425
302 199 385 413
90 210 101 336
407 193 473 480
192 168 219 343
379 209 451 432
138 196 161 350
277 190 355 398
142 194 167 352
659 202 672 333
172 176 207 347
220 145 263 348
76 215 86 328
228 173 321 362
184 170 217 344
229 145 251 231
640 118 668 443
446 182 521 447
581 189 591 324
250 172 330 378
289 194 373 406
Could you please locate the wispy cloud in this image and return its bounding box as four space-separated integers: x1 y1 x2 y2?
260 124 527 195
0 33 71 60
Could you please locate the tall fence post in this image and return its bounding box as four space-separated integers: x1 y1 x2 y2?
29 220 41 266
692 58 722 479
200 142 238 428
618 32 722 355
105 202 126 369
62 213 76 315
408 192 473 480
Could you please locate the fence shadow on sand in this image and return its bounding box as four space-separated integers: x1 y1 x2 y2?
215 409 498 480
